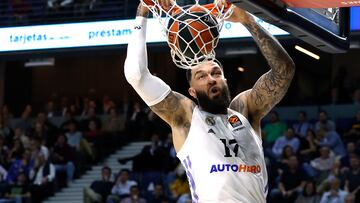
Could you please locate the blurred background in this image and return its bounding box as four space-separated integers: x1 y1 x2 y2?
0 0 359 203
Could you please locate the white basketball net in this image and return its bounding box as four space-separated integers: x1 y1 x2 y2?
141 0 234 69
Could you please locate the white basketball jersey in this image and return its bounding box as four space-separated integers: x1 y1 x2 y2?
177 106 268 203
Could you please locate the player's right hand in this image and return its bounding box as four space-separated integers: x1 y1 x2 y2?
137 2 149 17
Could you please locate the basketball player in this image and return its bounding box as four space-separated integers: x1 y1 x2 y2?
124 1 295 202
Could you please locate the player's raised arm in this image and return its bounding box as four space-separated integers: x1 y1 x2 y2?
124 3 194 131
228 6 295 120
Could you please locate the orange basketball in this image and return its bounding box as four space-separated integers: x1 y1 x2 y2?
167 6 219 59
142 0 155 6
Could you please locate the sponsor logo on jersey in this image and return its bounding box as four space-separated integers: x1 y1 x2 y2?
205 116 216 126
210 163 261 174
208 129 216 134
228 115 242 128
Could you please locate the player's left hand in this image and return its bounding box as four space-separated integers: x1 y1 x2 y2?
225 5 255 25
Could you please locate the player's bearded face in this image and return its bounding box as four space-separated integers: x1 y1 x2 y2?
195 83 231 114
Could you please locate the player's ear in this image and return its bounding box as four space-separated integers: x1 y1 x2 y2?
188 87 197 99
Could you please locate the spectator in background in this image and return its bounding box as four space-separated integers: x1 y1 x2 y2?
102 95 115 114
29 137 49 162
83 119 103 160
81 107 102 131
13 127 30 149
2 105 14 120
29 153 56 203
272 127 300 158
344 155 360 202
34 112 57 143
309 147 335 182
0 114 14 144
317 159 344 194
345 194 356 203
299 129 318 162
146 183 169 203
0 164 7 182
169 174 190 202
315 127 346 157
31 122 49 145
341 142 359 168
0 165 8 195
315 111 336 131
320 177 348 203
294 181 320 203
2 171 31 203
51 133 75 184
84 120 102 142
126 102 148 139
6 149 31 185
104 107 125 134
16 106 33 135
61 112 78 131
344 110 360 143
262 111 287 146
80 97 90 118
7 139 24 163
119 134 168 190
120 185 147 203
107 169 138 203
65 121 82 150
270 156 307 203
84 166 113 203
0 136 9 167
59 97 69 117
293 111 313 138
277 145 296 170
69 104 80 116
45 101 56 118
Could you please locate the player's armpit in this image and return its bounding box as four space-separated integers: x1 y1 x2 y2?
150 91 195 128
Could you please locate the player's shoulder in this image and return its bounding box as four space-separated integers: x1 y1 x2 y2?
150 91 195 127
229 89 251 117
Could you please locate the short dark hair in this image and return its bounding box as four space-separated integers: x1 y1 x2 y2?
102 166 111 174
186 59 224 84
119 169 130 174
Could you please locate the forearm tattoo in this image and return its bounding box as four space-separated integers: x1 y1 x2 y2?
244 21 295 117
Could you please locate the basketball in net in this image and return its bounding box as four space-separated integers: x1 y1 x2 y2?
167 6 220 60
141 0 233 68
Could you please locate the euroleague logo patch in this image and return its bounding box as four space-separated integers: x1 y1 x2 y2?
228 115 242 128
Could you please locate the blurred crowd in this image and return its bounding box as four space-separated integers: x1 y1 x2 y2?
0 92 359 203
0 92 174 203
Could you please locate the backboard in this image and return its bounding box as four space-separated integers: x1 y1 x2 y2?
231 0 350 53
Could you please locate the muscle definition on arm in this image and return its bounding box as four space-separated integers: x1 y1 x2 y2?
228 7 295 120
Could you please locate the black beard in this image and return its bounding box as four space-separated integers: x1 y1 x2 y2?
196 85 231 114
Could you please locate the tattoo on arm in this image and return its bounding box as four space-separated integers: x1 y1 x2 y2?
243 21 295 118
150 92 194 127
229 96 246 114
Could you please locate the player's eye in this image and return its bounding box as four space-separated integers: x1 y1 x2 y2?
212 71 222 77
198 74 205 79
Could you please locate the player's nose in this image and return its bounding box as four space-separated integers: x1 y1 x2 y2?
207 74 216 84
